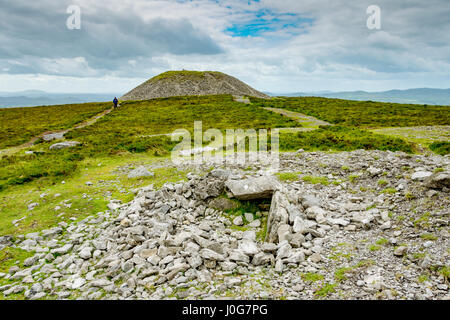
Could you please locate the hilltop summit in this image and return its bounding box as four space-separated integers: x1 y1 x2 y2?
121 71 269 101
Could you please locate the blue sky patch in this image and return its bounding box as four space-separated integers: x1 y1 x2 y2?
225 9 314 38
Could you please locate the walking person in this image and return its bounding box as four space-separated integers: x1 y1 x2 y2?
113 97 118 109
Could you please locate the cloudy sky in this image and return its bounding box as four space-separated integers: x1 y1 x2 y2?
1 0 449 93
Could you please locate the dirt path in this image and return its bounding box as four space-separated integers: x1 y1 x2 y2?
0 107 114 156
232 95 331 130
263 107 331 129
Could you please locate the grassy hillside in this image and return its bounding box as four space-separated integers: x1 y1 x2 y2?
279 126 414 153
2 94 442 194
250 97 450 128
0 95 300 191
65 94 299 155
0 102 110 149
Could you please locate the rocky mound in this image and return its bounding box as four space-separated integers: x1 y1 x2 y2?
121 71 269 101
1 150 449 300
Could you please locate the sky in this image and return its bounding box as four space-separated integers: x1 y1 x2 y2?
0 0 450 94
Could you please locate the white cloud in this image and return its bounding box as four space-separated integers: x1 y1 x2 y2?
0 0 449 92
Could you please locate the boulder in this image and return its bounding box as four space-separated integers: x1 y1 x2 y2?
193 179 225 200
265 191 289 243
301 195 321 209
127 166 154 179
424 171 450 190
43 132 65 141
209 169 232 179
225 176 279 200
411 171 433 181
252 252 274 266
238 239 259 256
49 141 81 150
199 249 225 261
233 216 244 226
0 236 13 247
208 197 238 211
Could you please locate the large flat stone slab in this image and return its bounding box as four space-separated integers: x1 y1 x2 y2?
225 176 280 200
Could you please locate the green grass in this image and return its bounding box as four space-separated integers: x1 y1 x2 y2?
0 247 34 273
68 95 299 144
0 102 110 149
314 283 337 298
375 238 389 246
0 154 187 237
302 175 330 185
0 247 36 300
405 192 415 200
370 127 449 149
414 212 431 228
429 141 450 155
420 233 438 241
147 70 224 82
333 259 375 283
418 274 430 283
251 96 450 128
439 266 449 280
381 188 397 194
334 267 352 282
221 196 270 233
301 272 324 283
276 172 302 181
278 126 414 153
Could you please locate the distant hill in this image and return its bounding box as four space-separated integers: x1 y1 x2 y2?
121 70 269 101
0 92 120 108
267 88 450 105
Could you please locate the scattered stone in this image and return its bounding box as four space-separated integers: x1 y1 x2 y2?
239 239 259 256
244 212 254 223
28 203 39 211
49 141 81 150
394 246 408 257
79 247 92 259
127 166 155 179
425 171 450 190
411 171 433 181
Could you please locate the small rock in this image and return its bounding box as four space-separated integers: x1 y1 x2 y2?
28 203 39 211
79 247 92 259
308 252 322 263
244 212 254 223
394 246 408 256
233 216 244 226
72 278 86 289
248 219 261 228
